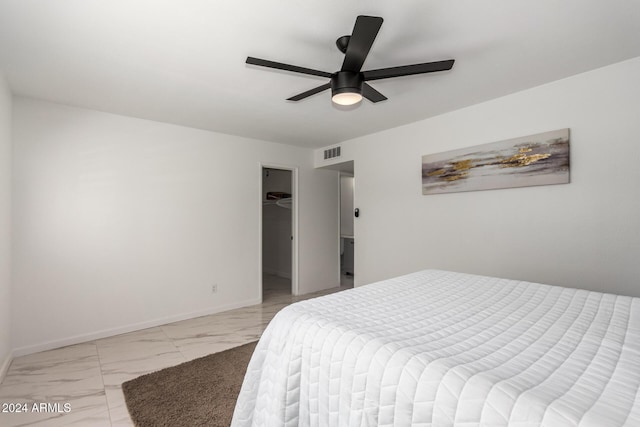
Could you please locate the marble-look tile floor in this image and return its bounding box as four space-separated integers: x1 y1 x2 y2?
0 275 351 426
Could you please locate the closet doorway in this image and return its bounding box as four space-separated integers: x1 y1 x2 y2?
260 164 298 301
340 173 355 287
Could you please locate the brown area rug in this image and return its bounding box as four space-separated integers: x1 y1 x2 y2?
122 341 258 427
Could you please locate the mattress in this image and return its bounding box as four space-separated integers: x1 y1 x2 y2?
231 270 640 426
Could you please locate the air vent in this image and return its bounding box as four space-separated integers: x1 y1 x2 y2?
324 146 341 160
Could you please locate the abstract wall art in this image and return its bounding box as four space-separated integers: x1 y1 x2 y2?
422 129 570 195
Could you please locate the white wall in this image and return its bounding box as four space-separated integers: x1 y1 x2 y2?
317 57 640 297
0 71 12 379
12 98 339 355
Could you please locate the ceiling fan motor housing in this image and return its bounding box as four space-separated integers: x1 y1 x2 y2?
331 71 363 97
336 35 351 53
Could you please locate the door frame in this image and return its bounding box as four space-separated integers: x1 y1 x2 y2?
258 162 299 301
339 172 355 284
317 159 356 288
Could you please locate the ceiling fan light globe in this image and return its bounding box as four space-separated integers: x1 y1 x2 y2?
332 92 363 106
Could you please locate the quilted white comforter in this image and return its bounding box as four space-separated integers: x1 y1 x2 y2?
231 270 640 426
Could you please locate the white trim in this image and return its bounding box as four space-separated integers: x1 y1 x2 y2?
12 297 261 357
292 167 299 296
0 351 13 384
337 174 343 281
258 164 263 303
338 168 355 286
259 163 300 298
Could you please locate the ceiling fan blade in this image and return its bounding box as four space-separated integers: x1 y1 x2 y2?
363 59 455 81
362 83 387 103
287 83 331 101
246 57 332 78
341 16 384 72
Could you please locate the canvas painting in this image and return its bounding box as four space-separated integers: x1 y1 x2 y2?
422 129 570 195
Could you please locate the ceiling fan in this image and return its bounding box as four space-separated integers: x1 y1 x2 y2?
246 15 455 106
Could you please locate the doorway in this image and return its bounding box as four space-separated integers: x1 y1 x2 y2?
340 174 355 287
319 159 356 288
260 164 298 301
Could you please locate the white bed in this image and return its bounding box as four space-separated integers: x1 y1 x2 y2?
231 270 640 426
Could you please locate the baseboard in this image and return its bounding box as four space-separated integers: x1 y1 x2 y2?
0 351 12 384
12 297 262 358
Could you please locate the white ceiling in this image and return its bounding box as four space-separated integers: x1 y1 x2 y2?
1 1 639 148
